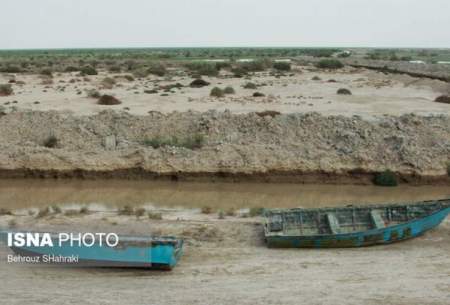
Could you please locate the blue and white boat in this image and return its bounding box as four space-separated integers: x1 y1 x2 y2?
0 232 183 270
264 199 450 248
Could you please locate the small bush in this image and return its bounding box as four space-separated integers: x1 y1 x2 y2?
135 208 146 218
132 68 149 78
65 66 79 72
101 77 116 89
118 205 135 216
273 62 291 71
147 63 167 77
108 66 121 73
218 210 225 219
98 94 121 105
249 207 264 217
144 89 158 94
40 69 53 77
86 89 101 98
79 206 90 215
255 110 281 118
0 84 13 96
148 212 163 220
123 74 134 81
337 88 352 95
201 206 212 214
0 66 22 73
243 82 257 89
186 62 218 76
143 134 205 150
43 135 58 148
51 205 62 214
210 87 224 98
223 86 235 94
36 207 51 218
80 66 98 76
374 170 398 187
316 59 344 69
447 163 450 176
253 92 265 97
311 76 321 81
231 67 248 78
0 208 12 215
435 95 450 104
238 60 268 72
190 79 210 88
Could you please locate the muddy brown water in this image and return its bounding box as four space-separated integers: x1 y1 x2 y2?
0 179 449 210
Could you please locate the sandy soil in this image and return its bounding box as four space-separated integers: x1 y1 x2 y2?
1 66 449 118
0 208 449 305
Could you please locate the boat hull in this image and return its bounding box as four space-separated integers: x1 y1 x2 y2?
1 233 183 270
265 207 450 248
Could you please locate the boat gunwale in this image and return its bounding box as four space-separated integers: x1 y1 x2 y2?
263 201 450 238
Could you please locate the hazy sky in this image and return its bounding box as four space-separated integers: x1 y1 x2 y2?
2 0 450 49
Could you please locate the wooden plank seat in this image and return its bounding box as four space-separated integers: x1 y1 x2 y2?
370 210 386 229
327 213 340 234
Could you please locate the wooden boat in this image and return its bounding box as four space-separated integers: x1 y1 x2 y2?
264 199 450 248
0 232 183 270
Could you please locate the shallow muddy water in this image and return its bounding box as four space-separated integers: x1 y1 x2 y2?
0 179 449 210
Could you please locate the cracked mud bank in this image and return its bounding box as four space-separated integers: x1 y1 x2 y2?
0 110 449 184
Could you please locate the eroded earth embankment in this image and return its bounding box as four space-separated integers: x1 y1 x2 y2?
0 110 449 184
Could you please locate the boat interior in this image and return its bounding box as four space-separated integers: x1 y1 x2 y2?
264 199 450 236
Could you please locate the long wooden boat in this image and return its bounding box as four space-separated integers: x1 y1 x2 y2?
0 232 183 270
264 199 450 248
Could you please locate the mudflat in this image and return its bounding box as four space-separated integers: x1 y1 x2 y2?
0 206 449 305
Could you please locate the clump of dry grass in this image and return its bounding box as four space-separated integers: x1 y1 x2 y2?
51 205 62 214
148 212 163 220
249 207 264 217
101 77 116 89
243 82 257 89
118 205 135 216
0 208 13 216
43 135 58 148
135 208 146 219
201 206 213 214
86 88 101 98
255 110 281 118
0 84 13 96
36 207 51 218
210 87 224 98
8 219 17 228
225 208 236 216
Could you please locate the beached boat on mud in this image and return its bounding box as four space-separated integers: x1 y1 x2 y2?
0 232 183 270
264 199 450 248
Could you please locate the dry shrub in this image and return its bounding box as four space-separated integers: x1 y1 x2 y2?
148 212 163 220
0 84 13 96
435 95 450 104
337 88 352 95
98 94 121 105
255 110 281 118
118 205 134 216
201 206 212 214
0 208 12 215
190 79 210 88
